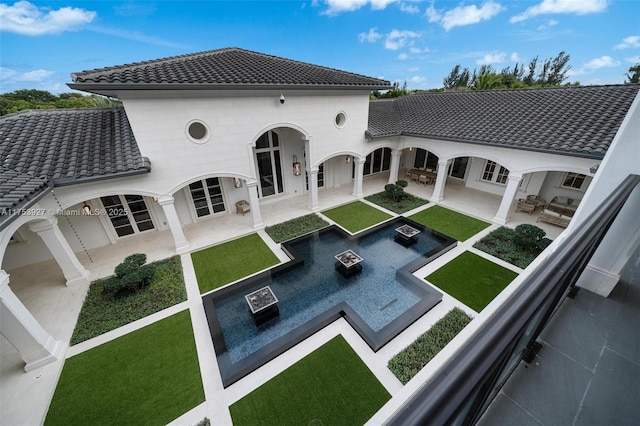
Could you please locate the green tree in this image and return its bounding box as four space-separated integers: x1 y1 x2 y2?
625 64 640 84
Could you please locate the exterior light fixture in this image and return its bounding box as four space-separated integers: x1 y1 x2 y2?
409 147 413 152
293 155 301 176
280 94 285 104
233 177 243 188
590 164 600 174
82 202 92 215
346 156 352 163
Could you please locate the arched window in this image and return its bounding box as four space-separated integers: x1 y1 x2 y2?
255 130 284 197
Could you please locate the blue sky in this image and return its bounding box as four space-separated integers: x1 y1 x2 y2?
1 0 639 94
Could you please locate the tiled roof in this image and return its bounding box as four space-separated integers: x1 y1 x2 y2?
69 47 391 91
0 168 50 211
367 85 640 159
0 108 150 185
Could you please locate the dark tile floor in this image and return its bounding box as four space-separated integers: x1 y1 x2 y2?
479 245 640 425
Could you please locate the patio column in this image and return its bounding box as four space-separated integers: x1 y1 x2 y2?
28 216 90 287
308 167 320 212
0 271 63 372
493 172 523 225
352 156 365 198
246 181 264 229
431 159 450 202
157 195 190 254
388 149 402 184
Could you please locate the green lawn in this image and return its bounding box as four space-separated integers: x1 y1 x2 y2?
230 335 391 426
426 251 519 312
191 233 280 294
46 310 204 426
70 256 186 345
409 205 491 241
322 201 392 233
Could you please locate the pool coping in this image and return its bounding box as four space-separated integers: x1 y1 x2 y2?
202 216 458 387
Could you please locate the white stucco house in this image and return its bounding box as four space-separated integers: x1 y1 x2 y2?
1 48 639 421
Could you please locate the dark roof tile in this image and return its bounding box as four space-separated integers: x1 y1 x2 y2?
367 85 640 159
70 47 390 90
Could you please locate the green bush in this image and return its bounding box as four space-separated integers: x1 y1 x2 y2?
396 179 408 188
473 226 552 268
384 183 405 202
388 308 473 384
103 253 156 296
364 191 428 214
513 224 547 251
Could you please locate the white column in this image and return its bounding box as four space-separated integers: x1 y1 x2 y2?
308 167 320 212
493 172 523 225
388 149 402 184
352 157 365 198
157 195 190 254
28 217 90 287
431 159 450 202
246 181 264 229
0 271 63 372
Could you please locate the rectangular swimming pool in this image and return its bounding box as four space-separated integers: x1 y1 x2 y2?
203 217 457 387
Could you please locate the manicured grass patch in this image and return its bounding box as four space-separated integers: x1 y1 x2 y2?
46 310 204 426
230 335 391 426
70 256 186 345
473 226 552 268
365 191 429 214
265 213 329 243
191 233 280 294
388 307 473 384
426 251 518 312
322 201 392 233
409 205 490 241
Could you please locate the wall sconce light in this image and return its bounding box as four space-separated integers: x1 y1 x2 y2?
82 202 92 215
589 164 600 174
293 155 301 176
346 156 352 163
409 147 413 152
233 177 243 188
280 93 285 104
152 196 158 202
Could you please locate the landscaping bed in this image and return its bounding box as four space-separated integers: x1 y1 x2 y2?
265 213 329 243
365 191 428 214
70 255 186 345
473 225 552 268
388 307 473 385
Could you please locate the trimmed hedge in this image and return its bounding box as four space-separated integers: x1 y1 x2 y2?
388 307 473 384
473 225 552 268
365 191 429 214
265 214 329 243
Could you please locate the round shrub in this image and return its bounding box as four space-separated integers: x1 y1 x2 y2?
513 224 547 252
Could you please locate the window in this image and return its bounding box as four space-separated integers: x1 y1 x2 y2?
186 120 210 143
449 157 468 179
305 163 324 190
481 160 509 185
100 195 155 237
561 172 586 189
188 178 226 218
255 131 284 198
335 112 347 128
362 148 391 176
413 149 438 170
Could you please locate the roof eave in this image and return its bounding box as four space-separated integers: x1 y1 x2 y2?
51 158 152 186
0 183 53 232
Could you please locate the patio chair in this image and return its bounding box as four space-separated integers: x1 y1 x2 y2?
418 175 428 185
411 173 420 182
236 200 250 215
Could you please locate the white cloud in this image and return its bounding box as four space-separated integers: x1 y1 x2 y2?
614 35 640 50
510 0 608 23
570 55 621 76
477 52 506 64
409 46 429 54
358 27 382 42
510 52 520 62
537 18 558 30
409 75 427 85
16 69 54 81
397 53 409 60
399 2 419 14
384 29 420 50
427 1 504 31
584 56 620 70
0 67 17 80
0 1 96 35
407 66 419 72
625 55 640 64
322 0 397 15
